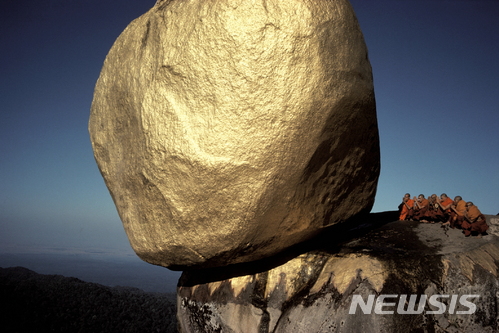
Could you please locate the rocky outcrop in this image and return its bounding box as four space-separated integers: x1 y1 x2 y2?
177 213 499 332
89 0 379 269
486 215 499 236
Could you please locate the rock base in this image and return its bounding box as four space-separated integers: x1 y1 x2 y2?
177 213 499 332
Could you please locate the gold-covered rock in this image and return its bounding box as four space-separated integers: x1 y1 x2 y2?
89 0 379 269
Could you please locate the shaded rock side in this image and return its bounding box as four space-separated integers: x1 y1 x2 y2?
486 215 499 236
89 0 379 269
177 220 499 333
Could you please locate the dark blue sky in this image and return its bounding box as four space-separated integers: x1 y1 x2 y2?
1 0 498 260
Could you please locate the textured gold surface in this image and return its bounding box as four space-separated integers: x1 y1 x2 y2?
89 0 379 268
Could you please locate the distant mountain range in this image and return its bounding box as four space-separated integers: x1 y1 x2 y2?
0 251 181 293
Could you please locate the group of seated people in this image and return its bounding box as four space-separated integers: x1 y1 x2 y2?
398 193 489 238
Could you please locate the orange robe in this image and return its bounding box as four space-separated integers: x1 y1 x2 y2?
462 206 489 236
432 197 453 222
455 200 467 216
399 199 414 220
440 197 454 213
414 198 429 221
452 200 467 228
427 200 443 222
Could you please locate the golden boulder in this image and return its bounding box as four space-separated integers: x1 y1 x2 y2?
89 0 379 269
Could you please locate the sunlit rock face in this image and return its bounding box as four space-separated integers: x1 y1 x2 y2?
177 218 499 333
89 0 379 269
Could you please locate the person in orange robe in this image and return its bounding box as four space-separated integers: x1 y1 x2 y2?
426 194 442 223
399 193 415 221
413 194 430 222
435 193 454 223
444 196 466 228
461 202 489 237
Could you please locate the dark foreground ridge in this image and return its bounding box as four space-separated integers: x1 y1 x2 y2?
0 267 177 333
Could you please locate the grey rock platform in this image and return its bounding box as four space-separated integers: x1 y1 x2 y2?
177 212 499 333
